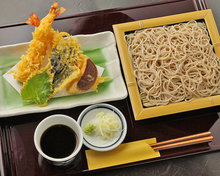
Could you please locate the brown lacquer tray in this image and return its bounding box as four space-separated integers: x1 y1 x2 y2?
2 0 220 176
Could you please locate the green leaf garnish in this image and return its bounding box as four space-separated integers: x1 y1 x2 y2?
21 70 53 106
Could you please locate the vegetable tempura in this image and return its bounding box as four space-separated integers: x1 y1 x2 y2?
11 2 106 106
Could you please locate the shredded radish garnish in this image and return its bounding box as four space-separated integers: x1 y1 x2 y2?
84 111 122 140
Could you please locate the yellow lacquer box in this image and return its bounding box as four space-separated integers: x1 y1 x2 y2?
113 9 220 120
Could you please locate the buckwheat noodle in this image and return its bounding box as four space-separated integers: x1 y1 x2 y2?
125 21 220 107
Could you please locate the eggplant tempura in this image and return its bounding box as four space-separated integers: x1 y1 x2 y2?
11 2 106 106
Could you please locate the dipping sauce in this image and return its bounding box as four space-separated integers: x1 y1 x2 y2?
40 125 77 158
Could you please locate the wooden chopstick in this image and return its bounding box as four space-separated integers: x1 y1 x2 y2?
150 131 211 148
150 131 213 151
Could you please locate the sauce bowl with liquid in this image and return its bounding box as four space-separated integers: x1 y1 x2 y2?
34 114 83 166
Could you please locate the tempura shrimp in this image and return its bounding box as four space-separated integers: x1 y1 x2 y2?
12 2 66 82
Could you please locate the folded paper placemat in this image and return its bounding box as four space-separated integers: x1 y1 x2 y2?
85 138 160 170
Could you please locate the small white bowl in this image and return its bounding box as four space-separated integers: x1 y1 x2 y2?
34 114 83 166
77 104 127 151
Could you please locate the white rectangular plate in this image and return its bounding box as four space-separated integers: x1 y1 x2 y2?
0 31 127 118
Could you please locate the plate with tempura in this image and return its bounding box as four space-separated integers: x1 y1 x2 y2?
0 2 127 117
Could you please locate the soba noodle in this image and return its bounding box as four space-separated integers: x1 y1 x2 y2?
125 21 220 107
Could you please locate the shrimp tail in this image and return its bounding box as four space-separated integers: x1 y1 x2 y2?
50 1 66 17
56 7 66 17
25 13 40 27
25 2 66 27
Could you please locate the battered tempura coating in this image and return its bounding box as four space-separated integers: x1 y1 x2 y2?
11 2 107 106
12 2 66 83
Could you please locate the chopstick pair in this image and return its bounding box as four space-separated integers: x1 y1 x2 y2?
150 131 213 151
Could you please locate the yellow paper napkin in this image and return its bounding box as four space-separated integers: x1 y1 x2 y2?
85 138 160 170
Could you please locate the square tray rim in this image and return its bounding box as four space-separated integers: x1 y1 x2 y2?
113 9 220 120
